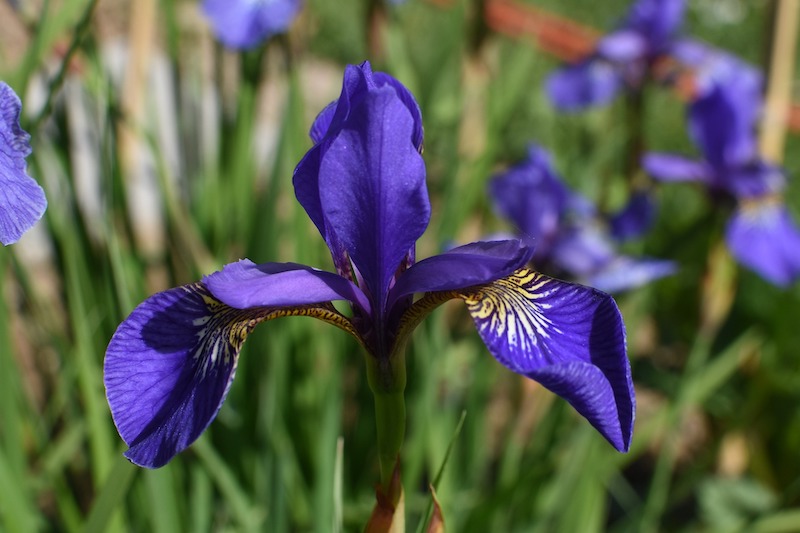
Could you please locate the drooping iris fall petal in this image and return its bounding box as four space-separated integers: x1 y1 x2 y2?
0 82 47 245
105 284 268 467
459 269 634 451
726 203 800 287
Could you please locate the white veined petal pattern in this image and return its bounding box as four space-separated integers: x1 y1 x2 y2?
458 268 635 452
105 282 360 468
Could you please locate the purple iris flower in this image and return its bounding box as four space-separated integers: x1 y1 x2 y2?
546 0 685 110
202 0 301 50
105 62 634 468
490 144 675 292
643 57 800 286
0 82 47 245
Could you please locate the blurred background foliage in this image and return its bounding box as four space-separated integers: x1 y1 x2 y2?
1 0 800 531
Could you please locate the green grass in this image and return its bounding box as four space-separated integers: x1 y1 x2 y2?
2 0 800 531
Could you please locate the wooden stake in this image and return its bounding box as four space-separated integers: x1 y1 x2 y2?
759 0 800 163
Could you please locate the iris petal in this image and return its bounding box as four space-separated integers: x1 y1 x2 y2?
459 269 633 452
105 284 269 467
688 83 757 171
545 60 622 111
204 259 370 315
202 0 300 49
550 225 616 278
597 30 648 62
489 145 570 260
642 153 713 183
294 63 425 279
587 257 676 293
319 88 429 302
0 82 47 245
389 239 534 302
105 281 360 468
309 101 337 144
623 0 685 52
372 72 423 151
726 203 800 287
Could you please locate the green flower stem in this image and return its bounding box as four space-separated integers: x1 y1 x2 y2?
366 349 407 489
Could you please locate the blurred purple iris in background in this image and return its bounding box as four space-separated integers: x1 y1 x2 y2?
643 52 800 286
105 62 634 469
546 0 685 111
610 191 657 241
202 0 301 50
490 144 674 293
0 82 47 246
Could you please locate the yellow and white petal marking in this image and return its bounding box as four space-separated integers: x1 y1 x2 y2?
456 268 625 375
461 270 563 356
190 283 363 378
105 281 363 468
459 268 633 451
457 269 575 374
393 268 633 451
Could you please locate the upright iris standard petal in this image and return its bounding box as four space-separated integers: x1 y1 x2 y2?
458 270 633 451
105 284 272 468
294 62 424 278
318 88 429 301
0 82 47 245
688 84 757 171
623 0 685 53
202 0 301 49
371 72 424 151
726 203 800 287
309 102 337 144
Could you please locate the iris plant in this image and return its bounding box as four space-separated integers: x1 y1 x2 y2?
643 51 800 286
546 0 684 111
490 144 674 293
105 63 634 487
0 82 47 246
202 0 301 49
